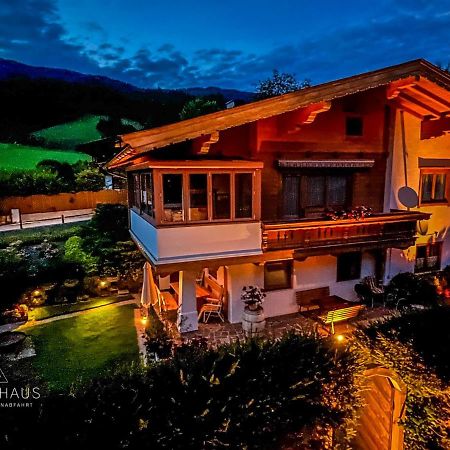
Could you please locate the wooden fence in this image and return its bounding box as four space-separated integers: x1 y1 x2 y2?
0 190 128 214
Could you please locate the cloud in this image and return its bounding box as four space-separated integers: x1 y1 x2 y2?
0 0 449 90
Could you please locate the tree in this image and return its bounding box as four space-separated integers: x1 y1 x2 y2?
179 97 221 120
256 70 311 99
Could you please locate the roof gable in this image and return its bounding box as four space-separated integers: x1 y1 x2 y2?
108 59 450 168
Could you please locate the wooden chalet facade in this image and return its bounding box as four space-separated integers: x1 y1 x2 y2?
108 59 450 333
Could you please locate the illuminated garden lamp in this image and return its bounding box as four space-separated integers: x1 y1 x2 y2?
32 289 41 297
335 334 345 343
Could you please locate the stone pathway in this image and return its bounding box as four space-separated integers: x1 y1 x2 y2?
182 307 393 347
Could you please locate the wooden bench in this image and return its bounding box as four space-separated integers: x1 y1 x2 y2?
296 287 329 312
316 304 364 334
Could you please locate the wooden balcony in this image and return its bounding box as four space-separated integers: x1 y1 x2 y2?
262 211 431 254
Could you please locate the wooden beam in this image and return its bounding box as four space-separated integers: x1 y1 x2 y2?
409 83 450 110
397 92 442 118
198 131 220 154
392 99 426 120
421 116 450 139
386 77 418 100
283 101 331 134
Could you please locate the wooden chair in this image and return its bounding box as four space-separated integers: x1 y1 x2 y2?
316 304 364 334
198 275 225 323
362 276 385 307
198 297 225 323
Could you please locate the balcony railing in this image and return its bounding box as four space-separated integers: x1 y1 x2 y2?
262 211 430 253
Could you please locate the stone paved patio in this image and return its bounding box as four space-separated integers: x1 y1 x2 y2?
180 306 394 347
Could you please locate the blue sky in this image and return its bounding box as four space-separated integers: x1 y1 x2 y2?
0 0 449 90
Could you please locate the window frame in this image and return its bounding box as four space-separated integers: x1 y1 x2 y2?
336 252 362 282
264 260 293 291
345 115 364 137
419 169 449 205
415 242 442 273
131 168 260 226
282 171 352 219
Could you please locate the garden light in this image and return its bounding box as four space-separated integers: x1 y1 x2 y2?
335 334 344 343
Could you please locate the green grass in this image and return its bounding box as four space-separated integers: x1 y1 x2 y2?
29 296 127 321
31 115 105 149
0 223 83 248
0 143 90 170
24 304 139 391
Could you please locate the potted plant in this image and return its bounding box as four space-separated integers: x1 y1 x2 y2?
241 285 266 337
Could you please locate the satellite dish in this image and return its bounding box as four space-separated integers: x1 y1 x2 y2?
398 186 418 208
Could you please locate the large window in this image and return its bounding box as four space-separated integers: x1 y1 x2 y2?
212 174 231 220
283 173 350 218
235 173 253 218
162 173 184 222
264 260 293 291
415 242 442 273
420 172 447 204
189 174 208 221
336 252 362 282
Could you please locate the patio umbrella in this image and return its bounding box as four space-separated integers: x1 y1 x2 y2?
141 262 157 308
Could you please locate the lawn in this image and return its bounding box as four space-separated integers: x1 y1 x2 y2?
31 115 105 149
23 303 139 391
0 143 90 170
0 222 83 248
28 296 126 321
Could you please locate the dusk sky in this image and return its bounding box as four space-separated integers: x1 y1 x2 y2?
1 0 450 91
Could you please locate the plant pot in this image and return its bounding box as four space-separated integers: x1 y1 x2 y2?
242 305 266 337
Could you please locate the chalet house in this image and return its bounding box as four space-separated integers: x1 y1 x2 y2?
108 59 450 333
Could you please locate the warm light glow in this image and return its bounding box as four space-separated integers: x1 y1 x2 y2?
99 281 107 288
32 290 41 296
335 334 344 343
141 316 148 325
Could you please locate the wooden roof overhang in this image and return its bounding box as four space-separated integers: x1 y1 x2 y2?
125 159 264 172
107 59 450 169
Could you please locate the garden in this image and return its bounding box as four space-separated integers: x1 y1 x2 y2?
0 204 145 324
1 305 449 450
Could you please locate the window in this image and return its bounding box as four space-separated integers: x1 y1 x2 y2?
140 172 154 217
336 252 362 281
235 173 253 218
162 173 184 222
283 174 350 218
129 171 154 217
212 173 231 220
415 242 442 273
420 172 447 204
264 260 292 290
189 174 208 221
346 116 363 136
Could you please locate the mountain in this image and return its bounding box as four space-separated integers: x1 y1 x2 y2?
0 58 253 101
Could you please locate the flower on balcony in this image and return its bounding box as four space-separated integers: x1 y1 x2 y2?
325 206 372 221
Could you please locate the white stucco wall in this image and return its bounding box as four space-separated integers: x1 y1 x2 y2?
130 209 262 264
226 252 376 323
387 110 450 275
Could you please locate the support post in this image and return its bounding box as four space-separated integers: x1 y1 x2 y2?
177 270 199 333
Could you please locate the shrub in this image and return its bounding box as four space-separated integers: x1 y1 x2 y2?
358 312 450 449
74 166 104 191
64 236 98 274
0 332 363 450
386 272 438 307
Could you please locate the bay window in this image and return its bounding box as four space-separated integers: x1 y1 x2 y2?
130 166 260 225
